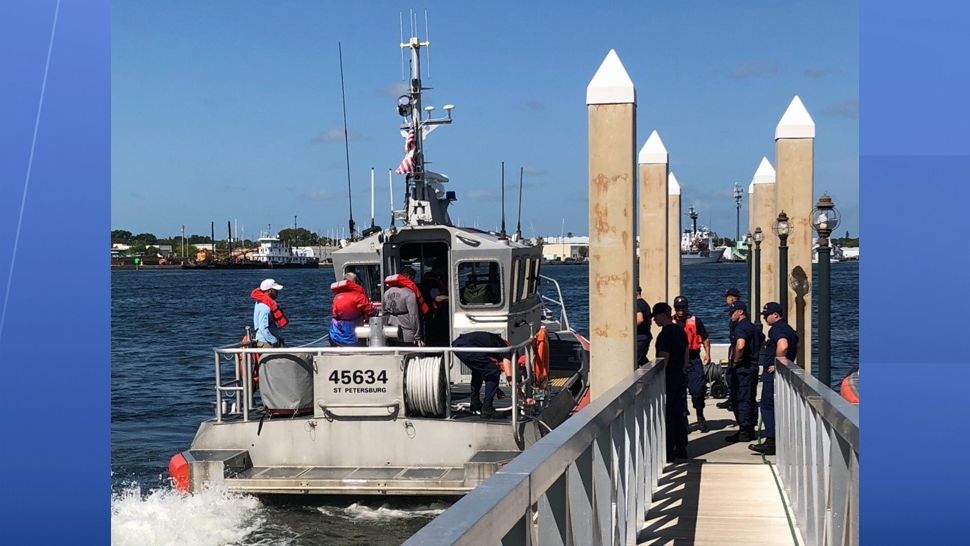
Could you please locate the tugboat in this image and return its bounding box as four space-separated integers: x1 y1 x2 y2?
167 34 590 496
681 207 725 264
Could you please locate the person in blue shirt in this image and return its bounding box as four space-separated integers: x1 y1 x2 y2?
749 302 799 456
725 300 760 443
252 278 287 348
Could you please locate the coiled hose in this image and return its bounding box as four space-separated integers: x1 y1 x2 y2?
404 355 447 417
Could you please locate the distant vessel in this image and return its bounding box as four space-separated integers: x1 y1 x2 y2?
181 234 320 269
682 207 724 264
812 240 844 264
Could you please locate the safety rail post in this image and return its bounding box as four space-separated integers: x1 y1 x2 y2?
214 351 222 423
775 358 858 546
402 359 666 546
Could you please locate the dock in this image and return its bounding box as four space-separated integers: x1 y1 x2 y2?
639 400 797 545
403 355 858 545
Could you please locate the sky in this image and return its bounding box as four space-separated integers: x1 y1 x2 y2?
111 0 858 241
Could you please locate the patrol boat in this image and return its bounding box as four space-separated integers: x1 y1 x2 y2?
167 34 590 496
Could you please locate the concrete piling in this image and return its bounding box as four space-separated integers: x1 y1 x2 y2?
667 172 682 302
751 157 778 310
774 96 815 370
638 130 668 349
586 50 637 398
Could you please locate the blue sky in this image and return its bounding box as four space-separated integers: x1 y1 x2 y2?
112 0 858 240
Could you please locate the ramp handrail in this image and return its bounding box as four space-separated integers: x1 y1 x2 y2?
775 357 859 546
404 359 667 546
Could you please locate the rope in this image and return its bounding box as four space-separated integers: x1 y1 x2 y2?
405 355 447 417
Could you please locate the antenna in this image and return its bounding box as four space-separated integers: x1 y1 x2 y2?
370 167 375 227
499 161 507 240
424 10 431 78
515 166 524 239
338 42 356 241
399 13 405 80
388 169 395 227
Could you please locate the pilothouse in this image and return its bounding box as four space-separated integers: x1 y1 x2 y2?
169 32 590 496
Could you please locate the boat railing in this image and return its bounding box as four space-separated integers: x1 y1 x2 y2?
213 335 537 427
402 359 667 545
538 274 570 331
775 357 859 546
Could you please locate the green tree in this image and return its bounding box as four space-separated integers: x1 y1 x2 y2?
132 232 158 245
112 229 133 244
278 227 320 246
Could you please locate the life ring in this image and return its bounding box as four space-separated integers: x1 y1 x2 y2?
236 334 260 389
840 369 859 405
532 327 550 387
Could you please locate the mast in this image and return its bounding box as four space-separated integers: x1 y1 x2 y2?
398 31 454 226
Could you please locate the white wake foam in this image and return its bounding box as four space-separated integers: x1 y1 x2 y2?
111 484 265 546
317 501 449 520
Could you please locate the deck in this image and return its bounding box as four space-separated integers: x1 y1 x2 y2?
639 391 800 545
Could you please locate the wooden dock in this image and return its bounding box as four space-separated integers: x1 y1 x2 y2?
638 391 800 545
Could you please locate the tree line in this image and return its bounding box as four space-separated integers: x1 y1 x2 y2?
111 228 340 257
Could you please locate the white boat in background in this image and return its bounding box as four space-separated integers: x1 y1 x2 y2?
681 207 724 264
812 241 844 264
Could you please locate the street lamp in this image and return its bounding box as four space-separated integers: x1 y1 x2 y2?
744 231 753 304
733 184 743 242
772 211 791 315
753 227 764 323
811 194 840 389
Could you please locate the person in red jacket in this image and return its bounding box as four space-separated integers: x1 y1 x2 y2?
328 272 373 346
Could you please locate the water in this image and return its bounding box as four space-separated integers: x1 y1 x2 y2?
112 262 858 544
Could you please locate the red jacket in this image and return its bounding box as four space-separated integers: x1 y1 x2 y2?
250 288 288 328
331 280 373 321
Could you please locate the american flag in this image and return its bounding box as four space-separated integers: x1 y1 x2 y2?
395 129 415 174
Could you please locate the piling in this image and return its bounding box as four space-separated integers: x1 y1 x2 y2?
637 130 668 348
751 157 778 309
774 96 815 370
586 49 637 398
667 172 682 302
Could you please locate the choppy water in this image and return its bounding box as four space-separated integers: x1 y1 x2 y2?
111 262 858 545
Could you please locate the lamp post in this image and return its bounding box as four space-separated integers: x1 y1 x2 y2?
744 232 753 303
773 211 791 314
811 194 840 388
733 184 743 242
753 227 764 323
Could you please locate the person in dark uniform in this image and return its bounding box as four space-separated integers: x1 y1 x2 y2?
652 302 689 460
452 331 512 419
716 287 743 410
635 286 652 369
749 302 799 455
673 296 711 433
725 301 760 442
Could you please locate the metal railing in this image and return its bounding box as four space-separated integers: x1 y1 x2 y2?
403 359 667 546
776 358 859 546
213 336 537 426
539 274 570 331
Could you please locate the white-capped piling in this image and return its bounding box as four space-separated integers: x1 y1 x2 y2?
586 50 637 398
775 96 815 369
667 172 682 302
751 157 778 309
638 130 669 349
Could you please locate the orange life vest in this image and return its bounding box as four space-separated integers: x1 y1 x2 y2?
250 288 288 328
384 274 430 315
682 315 702 351
331 280 373 321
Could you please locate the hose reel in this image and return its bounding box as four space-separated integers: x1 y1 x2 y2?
404 354 448 417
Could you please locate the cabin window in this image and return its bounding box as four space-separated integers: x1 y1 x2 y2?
457 261 503 307
343 263 382 301
511 259 521 304
529 259 541 294
518 258 530 301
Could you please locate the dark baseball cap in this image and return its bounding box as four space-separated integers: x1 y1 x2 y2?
761 302 784 318
724 287 742 298
673 296 688 309
727 301 747 315
651 302 672 318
